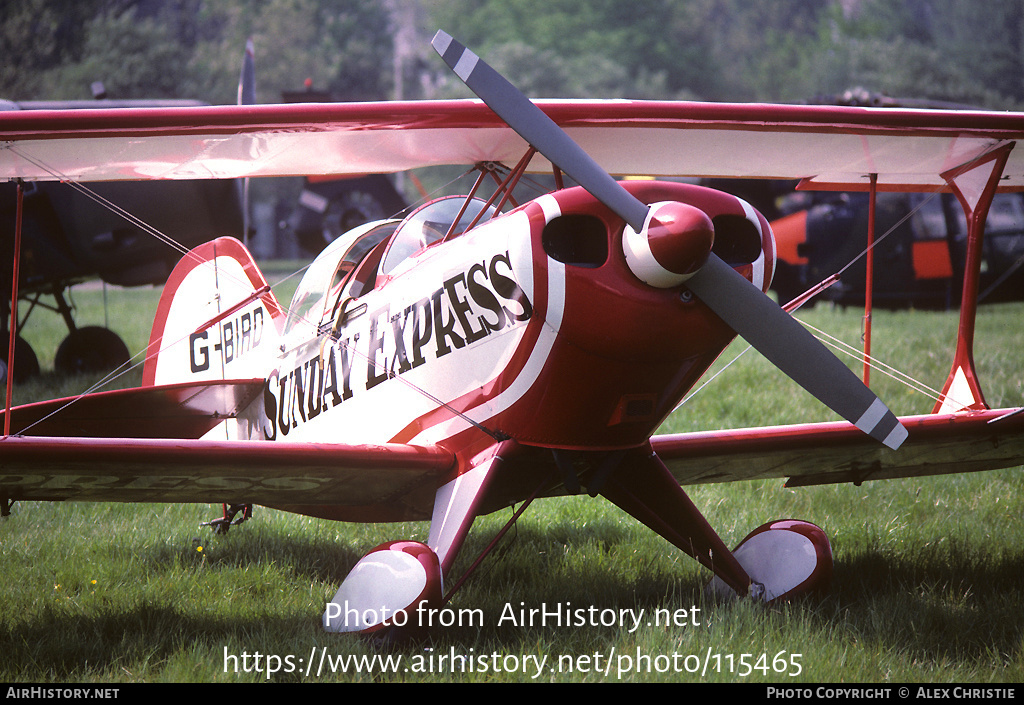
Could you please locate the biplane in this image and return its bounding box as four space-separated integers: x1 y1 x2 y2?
1 31 1024 638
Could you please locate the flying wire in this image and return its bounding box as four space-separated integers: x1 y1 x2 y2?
7 146 198 261
676 183 964 413
798 318 951 406
2 151 509 441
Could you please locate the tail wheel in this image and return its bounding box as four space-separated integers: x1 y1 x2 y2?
55 326 130 376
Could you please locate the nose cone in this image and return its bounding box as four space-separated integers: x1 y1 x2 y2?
623 201 715 288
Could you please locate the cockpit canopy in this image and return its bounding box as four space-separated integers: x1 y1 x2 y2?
379 196 495 277
284 196 496 338
283 219 397 337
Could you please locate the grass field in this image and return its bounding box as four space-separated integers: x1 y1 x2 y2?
2 276 1023 683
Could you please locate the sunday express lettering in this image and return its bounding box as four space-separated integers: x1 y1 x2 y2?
263 252 532 440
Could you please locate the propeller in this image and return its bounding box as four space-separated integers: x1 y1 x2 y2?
432 30 907 451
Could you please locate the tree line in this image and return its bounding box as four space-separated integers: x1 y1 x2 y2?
3 0 1022 109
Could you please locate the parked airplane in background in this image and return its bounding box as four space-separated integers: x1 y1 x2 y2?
279 80 409 254
0 32 1023 641
0 43 255 382
770 189 1024 308
0 125 242 381
750 89 1024 309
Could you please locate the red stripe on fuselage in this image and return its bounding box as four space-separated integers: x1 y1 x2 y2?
389 200 556 446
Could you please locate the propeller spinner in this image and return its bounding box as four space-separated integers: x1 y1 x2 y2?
432 30 907 451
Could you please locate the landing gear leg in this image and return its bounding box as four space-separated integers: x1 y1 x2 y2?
324 442 511 639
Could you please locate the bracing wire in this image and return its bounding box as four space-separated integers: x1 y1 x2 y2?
2 149 506 440
677 184 960 413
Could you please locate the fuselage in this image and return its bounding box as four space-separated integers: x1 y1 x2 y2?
261 181 775 464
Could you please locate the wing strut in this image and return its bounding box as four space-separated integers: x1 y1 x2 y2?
4 183 26 520
4 180 24 437
862 174 877 386
934 142 1015 414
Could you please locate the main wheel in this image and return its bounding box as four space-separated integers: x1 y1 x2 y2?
55 326 130 376
0 335 40 384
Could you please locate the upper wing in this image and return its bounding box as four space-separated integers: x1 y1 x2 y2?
0 381 454 519
1 100 1022 191
653 407 1024 488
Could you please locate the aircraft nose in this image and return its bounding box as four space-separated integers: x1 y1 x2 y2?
622 201 715 288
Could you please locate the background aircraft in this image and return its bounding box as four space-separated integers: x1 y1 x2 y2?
0 129 242 382
0 47 254 383
279 81 409 254
770 189 1024 308
729 91 1024 309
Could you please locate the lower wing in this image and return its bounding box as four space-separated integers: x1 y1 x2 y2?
653 408 1024 488
0 381 455 521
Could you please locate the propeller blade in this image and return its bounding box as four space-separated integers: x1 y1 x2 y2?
431 30 907 451
686 257 907 449
431 30 649 231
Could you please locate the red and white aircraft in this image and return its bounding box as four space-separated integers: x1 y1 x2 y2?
1 31 1024 637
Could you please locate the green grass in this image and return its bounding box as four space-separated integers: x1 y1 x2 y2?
2 282 1024 682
